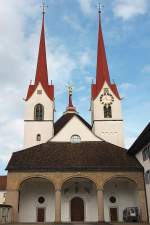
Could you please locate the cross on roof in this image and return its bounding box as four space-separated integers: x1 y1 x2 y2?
41 0 48 15
97 2 104 15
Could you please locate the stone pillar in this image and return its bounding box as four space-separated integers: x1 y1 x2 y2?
55 189 61 222
97 188 104 222
138 189 148 222
5 190 19 222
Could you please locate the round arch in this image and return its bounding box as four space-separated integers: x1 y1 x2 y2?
18 175 55 190
19 176 55 223
103 175 138 222
61 175 98 189
61 176 98 222
102 175 138 189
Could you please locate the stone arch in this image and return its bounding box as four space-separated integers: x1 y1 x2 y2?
61 175 98 189
102 175 138 189
61 176 98 222
18 176 55 222
103 175 139 222
18 175 55 190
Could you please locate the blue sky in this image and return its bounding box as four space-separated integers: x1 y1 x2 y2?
0 0 150 174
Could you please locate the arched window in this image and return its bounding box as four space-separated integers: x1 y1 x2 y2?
36 134 41 141
34 104 44 121
104 105 112 118
70 135 81 143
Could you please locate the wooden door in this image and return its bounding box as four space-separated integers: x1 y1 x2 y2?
71 197 84 221
37 208 45 222
110 207 118 221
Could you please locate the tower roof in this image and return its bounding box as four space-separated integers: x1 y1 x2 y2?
25 13 54 101
92 13 120 100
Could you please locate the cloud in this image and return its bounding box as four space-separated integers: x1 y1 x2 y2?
0 0 78 171
119 82 135 90
142 65 150 73
78 51 92 69
78 0 94 15
63 15 83 31
113 0 148 21
47 42 76 94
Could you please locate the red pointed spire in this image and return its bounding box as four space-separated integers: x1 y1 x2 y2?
92 12 120 100
25 12 54 101
35 13 48 86
96 13 111 88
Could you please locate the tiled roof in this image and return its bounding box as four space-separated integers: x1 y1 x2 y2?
128 122 150 155
54 113 92 135
6 141 142 172
0 176 7 190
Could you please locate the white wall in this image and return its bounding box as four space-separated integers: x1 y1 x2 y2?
91 82 124 147
51 115 101 142
24 83 54 148
19 178 55 222
104 179 138 222
61 178 98 222
0 191 6 204
136 150 150 222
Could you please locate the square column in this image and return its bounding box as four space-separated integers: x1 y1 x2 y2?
55 189 61 222
138 189 148 222
6 190 19 222
97 188 104 222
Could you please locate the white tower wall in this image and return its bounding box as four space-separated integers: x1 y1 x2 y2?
92 82 124 147
24 83 54 149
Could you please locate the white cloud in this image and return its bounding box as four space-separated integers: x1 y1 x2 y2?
0 0 78 169
78 0 94 15
142 64 150 73
63 15 83 31
119 82 135 90
78 51 91 68
47 43 76 94
113 0 148 21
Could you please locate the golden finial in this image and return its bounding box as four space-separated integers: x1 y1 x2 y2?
66 84 73 96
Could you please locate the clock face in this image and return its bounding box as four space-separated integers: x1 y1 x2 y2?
100 92 114 105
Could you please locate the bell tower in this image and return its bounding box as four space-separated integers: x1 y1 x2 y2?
91 9 124 147
24 9 54 148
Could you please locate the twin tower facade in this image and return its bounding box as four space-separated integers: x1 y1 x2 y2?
24 13 124 149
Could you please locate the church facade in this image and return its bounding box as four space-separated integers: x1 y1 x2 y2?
5 11 148 223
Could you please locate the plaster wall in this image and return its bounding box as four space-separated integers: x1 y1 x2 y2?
19 179 55 222
136 150 150 222
104 180 138 222
24 83 54 148
91 82 124 147
61 179 98 222
51 116 101 142
0 191 6 204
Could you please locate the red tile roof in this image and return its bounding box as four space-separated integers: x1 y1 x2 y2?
6 142 142 172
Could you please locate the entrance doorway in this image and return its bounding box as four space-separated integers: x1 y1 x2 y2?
71 197 84 221
110 207 118 221
37 208 45 222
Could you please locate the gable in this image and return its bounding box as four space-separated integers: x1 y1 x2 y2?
51 114 101 142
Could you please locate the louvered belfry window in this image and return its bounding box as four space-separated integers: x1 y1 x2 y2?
34 104 44 121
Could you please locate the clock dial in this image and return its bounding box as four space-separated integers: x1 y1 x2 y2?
100 92 114 105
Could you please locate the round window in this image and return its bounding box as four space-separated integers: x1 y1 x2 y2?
70 135 81 143
109 196 116 203
38 196 45 204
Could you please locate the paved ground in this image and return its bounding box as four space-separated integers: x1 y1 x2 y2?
4 223 150 225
